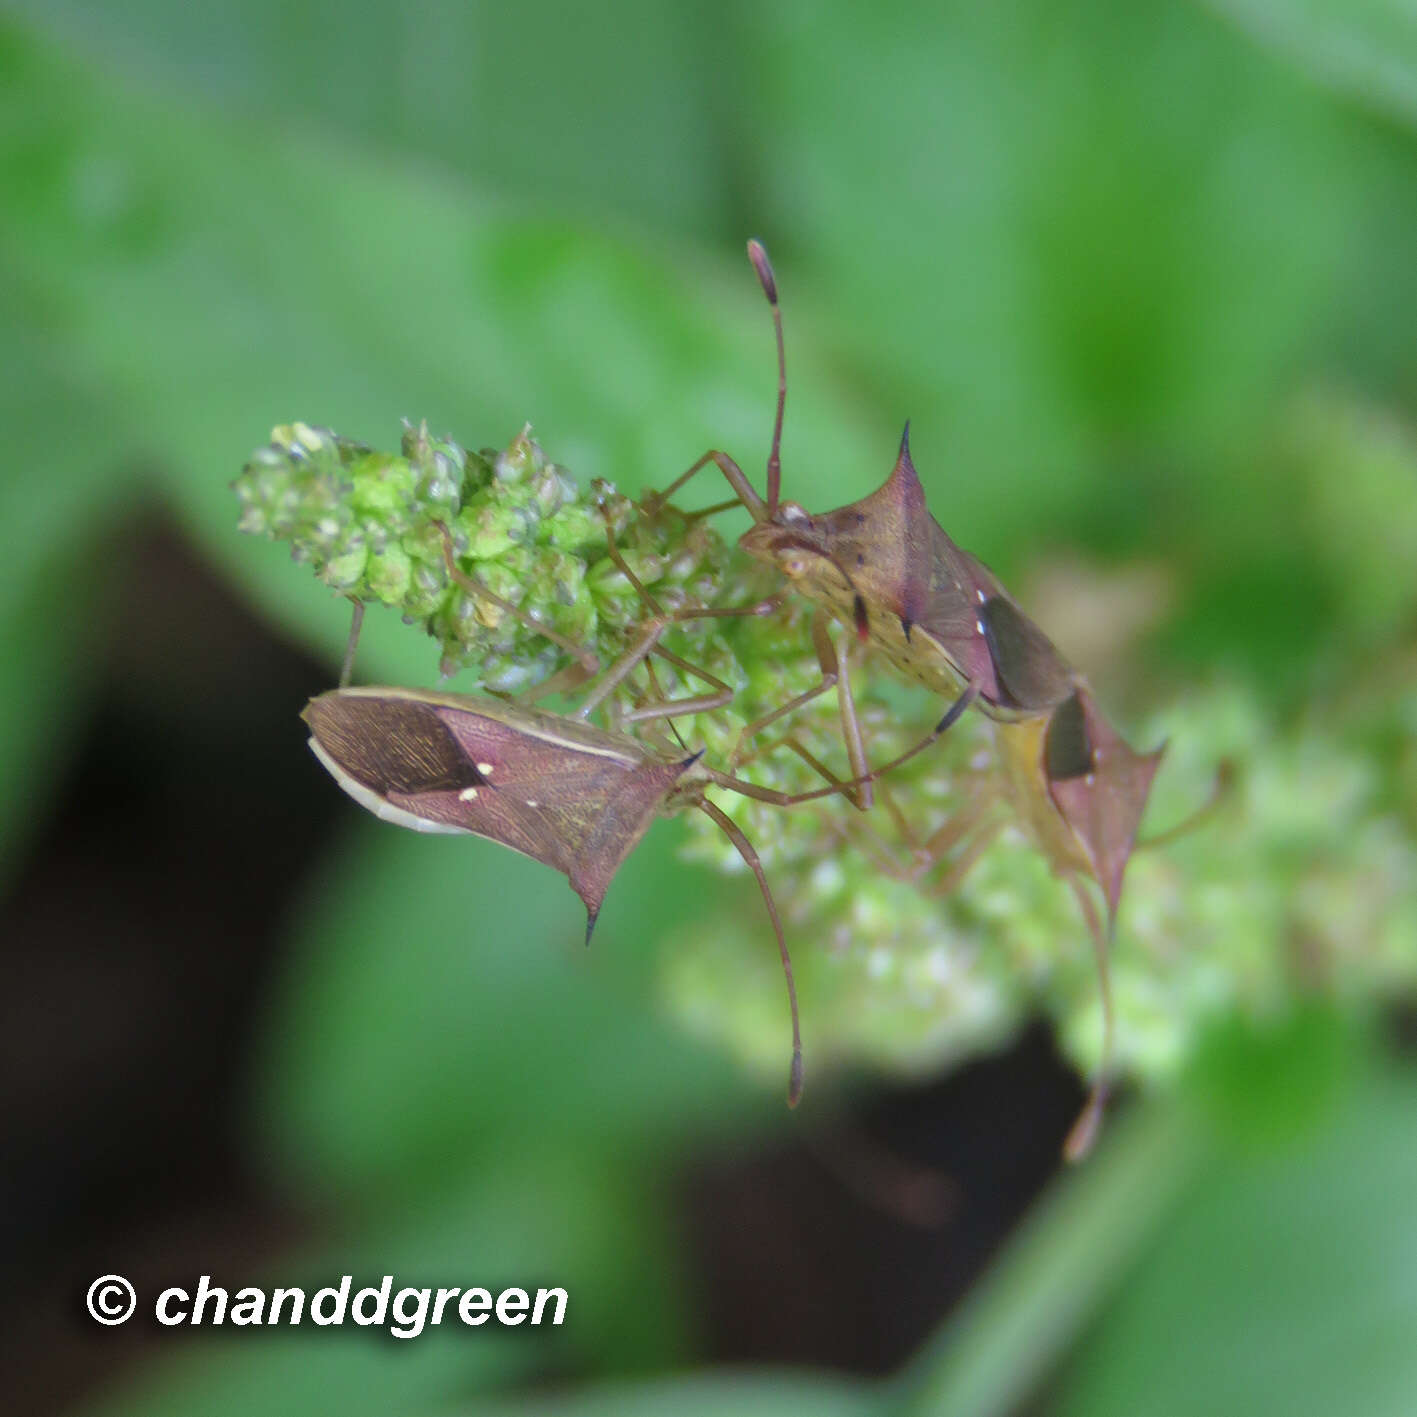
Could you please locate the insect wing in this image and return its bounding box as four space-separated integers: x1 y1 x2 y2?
1045 689 1165 920
915 524 1004 699
303 689 694 927
303 691 489 833
975 589 1076 714
433 702 694 923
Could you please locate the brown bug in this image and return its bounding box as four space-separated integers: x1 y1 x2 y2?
656 240 1173 1157
305 683 808 1104
306 593 942 1109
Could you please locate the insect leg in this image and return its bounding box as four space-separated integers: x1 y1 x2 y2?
723 612 870 806
736 731 926 873
1061 878 1115 1164
920 812 1006 897
511 658 601 705
677 495 748 524
833 626 874 810
698 680 980 810
642 449 766 521
868 776 933 854
599 503 783 623
574 618 672 720
695 796 803 1108
580 516 783 722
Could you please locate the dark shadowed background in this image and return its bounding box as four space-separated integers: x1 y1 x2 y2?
3 3 1416 1416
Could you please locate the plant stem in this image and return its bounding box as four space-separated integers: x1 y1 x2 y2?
891 1097 1207 1417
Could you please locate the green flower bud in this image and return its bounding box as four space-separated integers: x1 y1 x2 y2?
458 500 525 560
493 425 541 485
321 544 368 591
365 543 413 605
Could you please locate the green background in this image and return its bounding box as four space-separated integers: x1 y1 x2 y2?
3 2 1416 1414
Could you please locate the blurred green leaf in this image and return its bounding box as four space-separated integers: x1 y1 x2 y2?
0 14 884 690
1056 1029 1417 1417
0 278 143 865
463 1371 883 1417
92 1325 506 1417
1158 383 1417 693
1205 0 1417 129
9 0 733 240
897 1100 1203 1417
254 807 779 1199
8 8 1416 1416
740 0 1356 552
88 1188 577 1417
1182 1005 1357 1150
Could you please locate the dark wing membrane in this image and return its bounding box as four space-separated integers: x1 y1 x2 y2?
1043 690 1094 780
979 594 1076 713
303 694 488 795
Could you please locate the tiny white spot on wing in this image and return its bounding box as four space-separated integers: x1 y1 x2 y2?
459 786 480 801
476 762 494 774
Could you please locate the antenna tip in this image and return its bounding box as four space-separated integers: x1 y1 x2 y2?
746 239 778 304
787 1048 804 1108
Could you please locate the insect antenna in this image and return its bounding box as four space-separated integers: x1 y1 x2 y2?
696 796 804 1108
679 495 747 524
747 239 787 517
640 240 788 522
